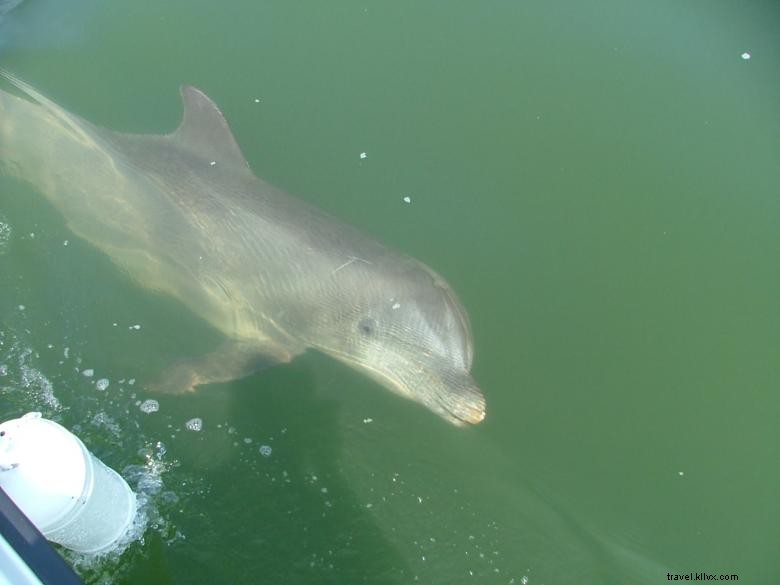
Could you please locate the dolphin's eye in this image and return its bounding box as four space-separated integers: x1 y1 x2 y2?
358 318 376 336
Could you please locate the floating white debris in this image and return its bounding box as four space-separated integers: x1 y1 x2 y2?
678 471 685 476
259 444 273 457
139 399 159 414
129 324 141 330
18 305 25 311
0 365 7 377
402 196 411 204
96 378 110 391
253 98 261 103
128 378 136 385
185 418 203 432
741 52 751 60
363 418 373 424
82 368 95 378
391 302 401 310
63 240 69 246
359 152 367 160
63 347 70 359
29 232 35 238
209 161 217 166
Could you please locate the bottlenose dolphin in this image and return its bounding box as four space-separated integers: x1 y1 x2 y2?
0 70 485 425
0 0 23 17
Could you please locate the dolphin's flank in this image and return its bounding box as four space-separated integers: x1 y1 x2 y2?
0 69 485 425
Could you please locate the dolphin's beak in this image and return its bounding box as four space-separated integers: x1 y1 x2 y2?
438 369 486 425
413 365 485 426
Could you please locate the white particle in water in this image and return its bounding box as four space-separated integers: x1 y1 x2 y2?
243 437 253 444
0 220 11 251
129 324 141 330
140 399 159 414
185 418 203 431
210 161 217 166
63 347 70 359
741 52 751 60
63 240 69 246
0 365 7 376
18 305 25 311
96 378 109 391
359 152 367 160
678 471 685 476
82 368 94 378
402 196 411 204
391 302 401 310
363 418 373 424
254 98 261 103
128 378 136 385
259 444 273 457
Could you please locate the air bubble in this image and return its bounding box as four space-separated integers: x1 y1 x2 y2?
185 418 203 432
140 399 160 414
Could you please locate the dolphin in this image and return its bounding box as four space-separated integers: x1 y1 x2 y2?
0 0 23 17
0 70 485 425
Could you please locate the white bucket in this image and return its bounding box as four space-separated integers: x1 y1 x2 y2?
0 412 136 553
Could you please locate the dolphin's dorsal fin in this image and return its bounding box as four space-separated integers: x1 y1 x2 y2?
170 86 251 172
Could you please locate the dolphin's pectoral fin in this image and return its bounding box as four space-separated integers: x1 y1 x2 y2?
146 340 299 394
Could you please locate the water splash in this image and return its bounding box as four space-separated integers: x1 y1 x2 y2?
61 441 185 582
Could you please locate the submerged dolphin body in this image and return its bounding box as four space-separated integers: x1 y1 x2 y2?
0 0 23 17
0 71 485 425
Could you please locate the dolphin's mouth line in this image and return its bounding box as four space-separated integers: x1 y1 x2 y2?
317 346 484 425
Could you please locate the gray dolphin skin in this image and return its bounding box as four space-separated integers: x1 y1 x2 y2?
0 70 485 425
0 0 24 17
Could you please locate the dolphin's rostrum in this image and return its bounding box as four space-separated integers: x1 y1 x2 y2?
0 70 485 425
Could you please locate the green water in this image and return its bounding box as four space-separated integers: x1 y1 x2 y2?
1 0 779 583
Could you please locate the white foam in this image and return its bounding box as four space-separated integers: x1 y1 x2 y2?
139 399 159 414
0 218 11 253
19 364 61 410
90 412 121 437
184 418 202 432
95 378 109 391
